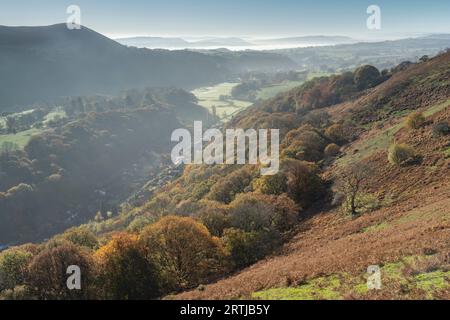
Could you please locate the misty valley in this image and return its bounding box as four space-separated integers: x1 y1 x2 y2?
0 5 450 303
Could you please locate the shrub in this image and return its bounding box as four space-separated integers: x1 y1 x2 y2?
253 173 287 196
388 143 419 166
341 193 381 216
95 233 161 300
196 201 230 237
228 193 299 234
59 227 99 250
222 228 280 269
405 112 426 130
282 127 327 162
354 65 381 90
140 216 228 291
325 124 345 143
324 143 341 157
0 285 34 300
207 167 254 204
127 215 157 233
0 249 33 291
432 122 450 137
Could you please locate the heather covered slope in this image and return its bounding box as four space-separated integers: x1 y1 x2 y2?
174 54 450 300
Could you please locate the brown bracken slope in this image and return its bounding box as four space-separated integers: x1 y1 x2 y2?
174 53 450 300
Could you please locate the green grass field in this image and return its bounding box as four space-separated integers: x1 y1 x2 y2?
192 83 253 121
256 80 305 100
43 110 67 125
255 72 333 101
0 128 42 150
0 108 66 150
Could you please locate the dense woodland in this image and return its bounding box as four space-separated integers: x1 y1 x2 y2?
0 87 214 244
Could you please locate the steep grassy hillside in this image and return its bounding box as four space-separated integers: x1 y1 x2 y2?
176 101 450 299
172 52 450 300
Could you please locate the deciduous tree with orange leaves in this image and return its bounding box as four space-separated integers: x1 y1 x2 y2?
94 233 161 300
140 216 228 291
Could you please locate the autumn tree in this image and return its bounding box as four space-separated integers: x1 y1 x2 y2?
354 65 382 90
335 163 372 217
26 242 95 300
228 192 299 234
206 167 254 204
282 126 327 162
196 200 231 237
253 173 287 196
94 233 161 300
140 216 228 291
325 123 346 144
283 159 324 207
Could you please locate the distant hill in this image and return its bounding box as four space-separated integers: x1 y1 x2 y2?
117 35 354 49
257 35 355 45
423 33 450 40
272 35 450 72
192 37 253 47
115 36 190 48
0 24 296 110
116 36 253 49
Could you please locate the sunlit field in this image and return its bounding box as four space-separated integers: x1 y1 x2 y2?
192 82 253 120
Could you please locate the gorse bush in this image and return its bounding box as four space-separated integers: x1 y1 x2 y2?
222 228 280 269
324 124 346 144
405 112 425 130
432 122 450 137
388 143 419 166
324 143 341 157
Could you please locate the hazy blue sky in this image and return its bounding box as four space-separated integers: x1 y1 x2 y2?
1 0 450 38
